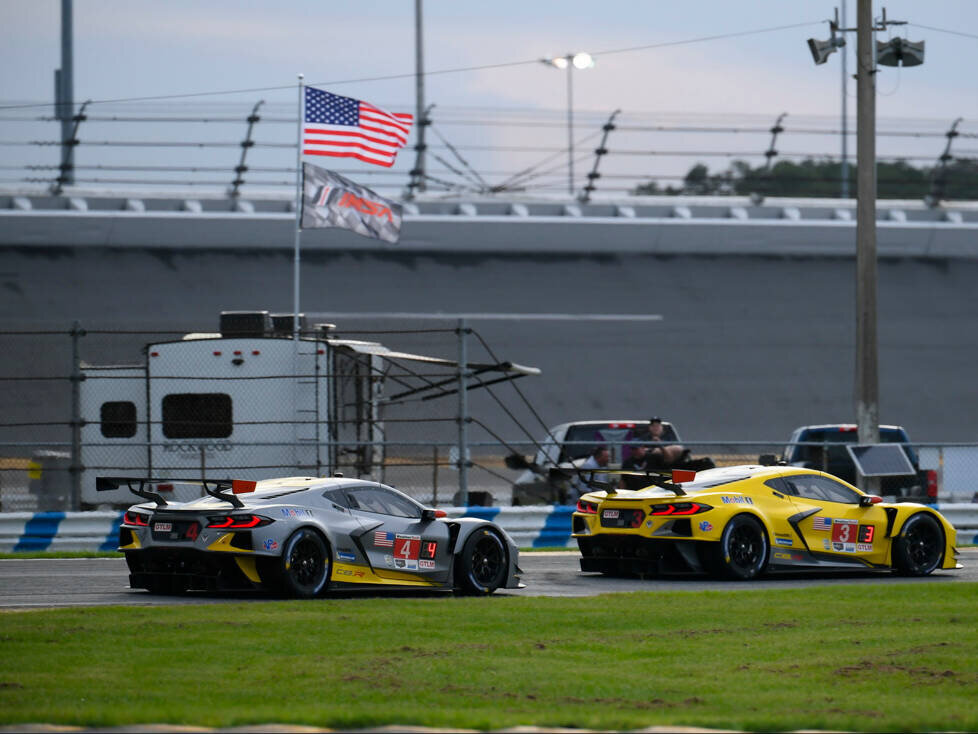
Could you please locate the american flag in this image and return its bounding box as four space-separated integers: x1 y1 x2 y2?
812 516 832 531
373 530 395 547
303 87 413 168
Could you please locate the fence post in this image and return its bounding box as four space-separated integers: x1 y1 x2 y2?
69 320 85 510
432 445 439 506
456 318 469 505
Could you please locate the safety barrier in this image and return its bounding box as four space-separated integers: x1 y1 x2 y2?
1 504 975 554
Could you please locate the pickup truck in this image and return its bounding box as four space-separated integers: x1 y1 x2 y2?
506 419 712 505
779 423 937 503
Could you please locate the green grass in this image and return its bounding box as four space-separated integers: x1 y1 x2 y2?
1 584 976 731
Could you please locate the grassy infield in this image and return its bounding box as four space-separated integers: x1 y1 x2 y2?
0 556 976 732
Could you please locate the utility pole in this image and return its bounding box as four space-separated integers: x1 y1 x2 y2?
854 0 879 490
55 0 75 188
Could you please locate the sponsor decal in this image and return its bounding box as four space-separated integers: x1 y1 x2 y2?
831 518 858 544
336 550 356 562
698 520 714 532
646 520 654 528
374 530 395 547
384 554 394 568
857 543 874 552
721 496 753 505
154 522 172 532
776 537 794 547
419 559 436 570
823 539 832 550
394 534 421 561
394 558 419 571
280 508 313 518
335 567 366 578
602 509 620 519
263 538 278 551
774 551 792 560
812 516 832 531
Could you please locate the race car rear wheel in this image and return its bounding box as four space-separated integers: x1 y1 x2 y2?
273 528 331 598
457 528 507 595
706 514 768 580
893 512 944 576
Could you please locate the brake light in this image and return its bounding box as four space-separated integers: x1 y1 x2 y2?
649 502 712 516
925 470 938 499
576 499 598 514
123 511 150 526
206 514 272 529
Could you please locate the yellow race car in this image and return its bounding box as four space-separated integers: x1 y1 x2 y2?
572 463 958 580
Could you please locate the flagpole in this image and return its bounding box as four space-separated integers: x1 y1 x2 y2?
293 73 304 342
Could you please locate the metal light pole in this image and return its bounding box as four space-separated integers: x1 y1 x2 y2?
840 0 850 199
541 52 593 196
414 0 426 193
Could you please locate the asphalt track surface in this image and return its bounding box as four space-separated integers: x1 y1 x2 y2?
1 549 975 609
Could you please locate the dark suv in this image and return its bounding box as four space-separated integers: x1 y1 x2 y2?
781 424 936 503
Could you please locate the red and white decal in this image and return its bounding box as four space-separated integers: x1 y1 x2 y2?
602 509 620 519
831 518 858 544
394 534 420 561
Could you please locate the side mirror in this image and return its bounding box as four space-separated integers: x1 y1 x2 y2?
421 508 447 521
758 454 778 466
859 494 882 507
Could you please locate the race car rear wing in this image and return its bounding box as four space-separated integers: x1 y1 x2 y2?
553 468 696 495
96 476 257 508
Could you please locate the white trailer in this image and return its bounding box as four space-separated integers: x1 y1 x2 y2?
79 311 538 507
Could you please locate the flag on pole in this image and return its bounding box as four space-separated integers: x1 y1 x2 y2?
301 162 403 243
303 87 413 168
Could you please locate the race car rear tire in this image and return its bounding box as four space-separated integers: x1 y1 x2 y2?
893 513 944 577
272 528 331 598
705 514 768 580
456 528 507 595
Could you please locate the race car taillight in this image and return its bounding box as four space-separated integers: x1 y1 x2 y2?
576 499 598 514
649 502 712 516
205 514 273 529
925 470 938 499
123 511 150 526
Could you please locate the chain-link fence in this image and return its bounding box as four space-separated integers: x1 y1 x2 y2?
2 326 976 512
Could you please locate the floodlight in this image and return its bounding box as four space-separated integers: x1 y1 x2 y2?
807 37 838 65
876 37 924 67
572 52 594 70
550 56 568 69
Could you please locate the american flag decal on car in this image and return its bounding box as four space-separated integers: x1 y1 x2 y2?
812 516 832 531
374 530 395 547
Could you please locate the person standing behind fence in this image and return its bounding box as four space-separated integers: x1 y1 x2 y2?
646 417 685 468
569 445 610 502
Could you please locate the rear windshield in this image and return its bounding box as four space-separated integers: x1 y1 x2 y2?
560 422 674 463
791 427 917 464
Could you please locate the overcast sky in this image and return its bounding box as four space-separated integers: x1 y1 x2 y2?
2 1 976 195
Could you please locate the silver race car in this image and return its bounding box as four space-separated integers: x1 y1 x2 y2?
99 475 523 597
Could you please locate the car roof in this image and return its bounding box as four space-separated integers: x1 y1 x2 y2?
251 476 384 492
792 423 906 432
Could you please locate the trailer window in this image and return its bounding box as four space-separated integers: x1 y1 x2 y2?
100 401 137 438
162 393 233 438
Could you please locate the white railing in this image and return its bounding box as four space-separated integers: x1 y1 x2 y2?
1 504 975 553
